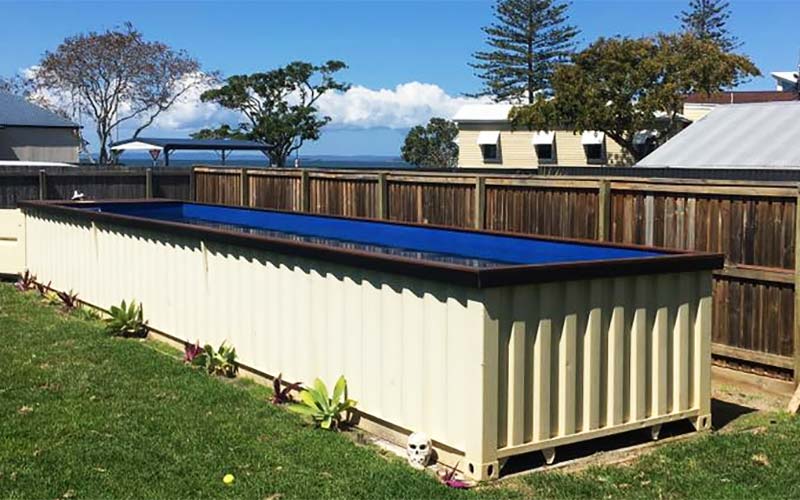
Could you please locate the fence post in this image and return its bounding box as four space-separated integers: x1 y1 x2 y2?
300 170 310 212
794 186 800 384
376 172 388 219
145 168 153 199
597 179 611 241
38 169 47 200
239 168 249 206
189 168 197 201
475 176 486 230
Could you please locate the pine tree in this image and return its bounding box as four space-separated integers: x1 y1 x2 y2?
470 0 579 104
677 0 739 52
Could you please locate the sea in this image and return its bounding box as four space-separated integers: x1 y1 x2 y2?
107 152 414 170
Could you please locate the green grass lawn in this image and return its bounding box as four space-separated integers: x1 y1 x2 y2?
2 283 800 499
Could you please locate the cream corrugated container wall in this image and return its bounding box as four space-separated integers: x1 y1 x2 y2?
0 209 25 275
458 124 632 168
24 210 711 481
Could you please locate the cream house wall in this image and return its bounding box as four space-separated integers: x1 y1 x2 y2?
457 123 631 168
682 104 715 123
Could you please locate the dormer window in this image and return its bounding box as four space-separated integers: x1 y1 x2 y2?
477 131 501 162
532 131 556 163
581 131 606 163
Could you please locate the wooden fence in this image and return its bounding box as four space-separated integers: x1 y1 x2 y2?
194 166 800 381
0 167 193 208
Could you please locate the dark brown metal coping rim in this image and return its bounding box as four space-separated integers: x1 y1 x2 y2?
18 199 725 289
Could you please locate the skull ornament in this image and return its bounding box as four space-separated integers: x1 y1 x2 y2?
406 432 432 469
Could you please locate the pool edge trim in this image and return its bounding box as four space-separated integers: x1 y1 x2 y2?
18 199 725 288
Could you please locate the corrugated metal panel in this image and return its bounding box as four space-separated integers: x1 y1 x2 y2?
0 209 24 274
638 102 800 169
24 209 712 480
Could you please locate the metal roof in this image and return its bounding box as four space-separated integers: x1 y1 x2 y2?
0 92 78 128
771 71 797 85
453 104 513 122
637 102 800 169
110 137 269 151
683 91 798 105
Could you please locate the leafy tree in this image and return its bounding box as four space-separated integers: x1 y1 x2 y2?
0 76 29 97
401 118 458 168
678 0 739 52
510 33 759 162
190 124 247 141
35 23 213 164
470 0 579 103
199 61 349 167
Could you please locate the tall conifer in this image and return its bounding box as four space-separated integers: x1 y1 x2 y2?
470 0 579 103
677 0 739 52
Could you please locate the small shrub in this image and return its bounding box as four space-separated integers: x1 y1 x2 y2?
56 289 79 311
15 271 36 292
183 341 202 363
289 375 356 430
43 290 61 306
73 305 101 321
34 281 51 298
192 342 238 377
105 300 148 338
271 373 303 405
438 462 471 489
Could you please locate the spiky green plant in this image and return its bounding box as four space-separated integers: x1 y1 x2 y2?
105 300 148 338
192 342 238 378
289 376 356 430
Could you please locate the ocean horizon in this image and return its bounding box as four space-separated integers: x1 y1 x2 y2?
103 152 414 170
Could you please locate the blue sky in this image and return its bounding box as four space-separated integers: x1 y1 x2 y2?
1 0 798 157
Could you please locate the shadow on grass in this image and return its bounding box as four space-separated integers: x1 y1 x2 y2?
500 398 757 478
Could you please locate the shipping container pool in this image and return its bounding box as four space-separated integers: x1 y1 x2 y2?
20 199 723 479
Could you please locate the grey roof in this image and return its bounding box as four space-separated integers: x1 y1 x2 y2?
637 102 800 169
0 92 78 128
110 137 269 151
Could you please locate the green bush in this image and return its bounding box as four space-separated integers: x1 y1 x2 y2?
105 300 148 338
289 375 356 430
192 342 238 378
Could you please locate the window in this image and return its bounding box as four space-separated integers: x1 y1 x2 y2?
584 144 604 162
534 144 554 162
581 131 606 164
481 144 499 161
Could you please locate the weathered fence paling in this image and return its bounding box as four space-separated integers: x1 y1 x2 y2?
0 168 193 207
192 167 800 381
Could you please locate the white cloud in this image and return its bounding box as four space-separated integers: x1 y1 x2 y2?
152 80 488 133
21 62 487 139
317 82 488 129
148 73 239 134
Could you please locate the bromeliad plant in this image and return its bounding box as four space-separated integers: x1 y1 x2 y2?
289 375 356 430
56 289 80 312
15 271 37 292
183 341 202 363
437 462 472 489
34 280 51 299
105 300 148 338
192 342 238 378
270 373 303 405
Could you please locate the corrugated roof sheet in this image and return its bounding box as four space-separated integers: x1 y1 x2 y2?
110 137 269 151
453 104 513 122
637 102 800 169
0 92 78 128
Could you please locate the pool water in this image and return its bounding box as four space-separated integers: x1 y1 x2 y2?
83 202 665 269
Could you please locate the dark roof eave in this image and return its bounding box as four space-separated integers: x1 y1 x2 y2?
0 123 81 129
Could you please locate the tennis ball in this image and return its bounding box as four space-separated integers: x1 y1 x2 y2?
223 473 235 485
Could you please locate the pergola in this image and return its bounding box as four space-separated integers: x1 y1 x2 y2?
110 137 270 166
